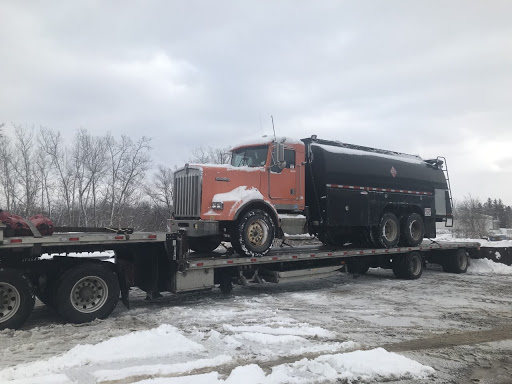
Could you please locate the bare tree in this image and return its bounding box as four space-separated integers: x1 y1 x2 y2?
12 125 40 216
146 165 174 219
453 195 489 238
39 127 75 224
105 134 151 227
189 145 231 164
0 130 17 212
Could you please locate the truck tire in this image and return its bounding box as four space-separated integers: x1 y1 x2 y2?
189 236 222 253
375 212 400 248
0 269 35 330
55 263 120 324
401 213 425 247
392 252 423 280
442 249 469 274
232 209 275 257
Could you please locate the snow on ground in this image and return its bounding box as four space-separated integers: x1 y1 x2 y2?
1 238 512 383
467 258 512 275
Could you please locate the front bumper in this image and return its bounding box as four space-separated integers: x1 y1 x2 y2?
169 219 219 237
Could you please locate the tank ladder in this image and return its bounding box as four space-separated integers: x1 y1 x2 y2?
437 156 454 227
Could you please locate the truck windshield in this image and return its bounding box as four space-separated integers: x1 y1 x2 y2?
231 145 268 167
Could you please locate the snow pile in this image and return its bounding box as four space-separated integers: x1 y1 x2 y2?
131 348 434 384
94 355 232 382
467 258 512 275
0 324 203 382
223 323 335 338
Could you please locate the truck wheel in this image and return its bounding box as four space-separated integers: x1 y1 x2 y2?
55 263 120 324
393 252 423 280
232 209 275 257
375 213 400 248
442 249 469 274
0 269 35 330
189 236 221 253
401 213 425 247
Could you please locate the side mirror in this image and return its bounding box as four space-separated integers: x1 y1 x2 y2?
273 143 286 169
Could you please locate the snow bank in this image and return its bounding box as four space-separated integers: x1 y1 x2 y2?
269 348 435 383
132 349 434 384
0 324 203 381
467 259 512 275
223 324 335 338
94 355 232 382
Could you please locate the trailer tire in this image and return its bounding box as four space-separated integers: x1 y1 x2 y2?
401 213 425 247
393 252 423 280
189 236 222 253
375 213 400 248
442 249 469 274
232 209 275 257
0 269 35 330
56 263 120 324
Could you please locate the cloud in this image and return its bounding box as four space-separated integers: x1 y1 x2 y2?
0 1 511 202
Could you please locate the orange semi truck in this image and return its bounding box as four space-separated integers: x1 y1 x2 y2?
170 136 453 257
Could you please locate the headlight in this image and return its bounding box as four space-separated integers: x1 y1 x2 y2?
212 202 224 210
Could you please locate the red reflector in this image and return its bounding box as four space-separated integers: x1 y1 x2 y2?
385 249 389 253
396 248 401 251
69 237 79 241
197 262 204 267
359 251 364 254
292 255 298 259
310 254 316 258
10 239 22 243
272 257 278 260
371 250 376 253
327 253 332 256
227 260 234 264
115 236 124 240
148 234 157 239
344 252 348 255
251 258 257 262
408 248 412 251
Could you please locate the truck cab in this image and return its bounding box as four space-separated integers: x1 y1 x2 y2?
170 137 306 256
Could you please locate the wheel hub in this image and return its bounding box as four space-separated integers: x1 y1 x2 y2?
70 276 108 314
383 220 398 241
0 283 21 322
248 221 266 246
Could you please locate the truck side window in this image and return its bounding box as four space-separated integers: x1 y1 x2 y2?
271 149 295 173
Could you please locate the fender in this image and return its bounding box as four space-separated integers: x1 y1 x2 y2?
233 199 279 228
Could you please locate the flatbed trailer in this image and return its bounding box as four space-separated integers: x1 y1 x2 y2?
0 223 480 330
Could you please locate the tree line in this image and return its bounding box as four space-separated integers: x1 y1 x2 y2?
1 124 510 237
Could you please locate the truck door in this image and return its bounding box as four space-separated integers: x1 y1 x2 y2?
269 147 299 208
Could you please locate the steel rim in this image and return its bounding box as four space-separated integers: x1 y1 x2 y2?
410 220 422 241
70 276 108 314
0 282 21 323
383 220 398 242
247 220 268 247
411 255 422 275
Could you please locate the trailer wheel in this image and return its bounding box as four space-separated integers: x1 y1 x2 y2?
0 269 35 330
56 263 120 324
392 252 423 280
375 213 400 248
442 249 469 274
189 236 222 253
232 209 275 257
401 213 425 247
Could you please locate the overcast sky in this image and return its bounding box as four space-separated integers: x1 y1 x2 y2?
1 1 511 203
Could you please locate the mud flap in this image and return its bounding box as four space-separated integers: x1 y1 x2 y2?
114 264 130 309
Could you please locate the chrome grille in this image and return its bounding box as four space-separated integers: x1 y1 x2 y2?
174 167 202 218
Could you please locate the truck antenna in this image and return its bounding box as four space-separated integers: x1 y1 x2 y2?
271 115 276 140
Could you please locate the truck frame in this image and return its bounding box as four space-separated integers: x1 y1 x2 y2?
0 221 479 330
